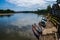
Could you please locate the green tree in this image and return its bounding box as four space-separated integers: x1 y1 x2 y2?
46 5 51 13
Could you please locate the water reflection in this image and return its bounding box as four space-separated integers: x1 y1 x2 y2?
0 15 12 17
0 13 43 40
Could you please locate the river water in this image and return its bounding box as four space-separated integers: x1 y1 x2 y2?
0 13 44 40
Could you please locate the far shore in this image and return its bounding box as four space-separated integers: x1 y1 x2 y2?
0 13 14 15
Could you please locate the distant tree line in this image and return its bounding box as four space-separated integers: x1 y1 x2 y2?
0 5 51 14
16 11 37 13
0 9 15 13
35 5 51 15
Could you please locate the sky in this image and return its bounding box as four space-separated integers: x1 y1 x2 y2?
0 0 56 11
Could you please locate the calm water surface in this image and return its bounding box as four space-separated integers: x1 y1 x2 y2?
0 13 44 40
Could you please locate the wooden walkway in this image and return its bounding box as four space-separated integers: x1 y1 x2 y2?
39 15 58 40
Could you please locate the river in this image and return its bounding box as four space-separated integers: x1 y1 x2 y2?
0 13 44 40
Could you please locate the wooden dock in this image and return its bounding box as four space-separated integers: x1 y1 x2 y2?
39 14 58 40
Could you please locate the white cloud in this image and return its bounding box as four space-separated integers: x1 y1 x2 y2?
6 0 56 8
46 0 56 1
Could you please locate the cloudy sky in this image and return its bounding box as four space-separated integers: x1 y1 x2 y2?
0 0 56 11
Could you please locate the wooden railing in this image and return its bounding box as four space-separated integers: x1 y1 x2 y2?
50 16 60 28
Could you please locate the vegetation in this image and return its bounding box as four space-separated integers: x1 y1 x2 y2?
0 9 15 13
35 5 51 15
0 5 51 14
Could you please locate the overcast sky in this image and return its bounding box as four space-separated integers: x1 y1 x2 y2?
0 0 56 11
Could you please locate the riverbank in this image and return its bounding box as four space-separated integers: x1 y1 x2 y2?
0 13 14 16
